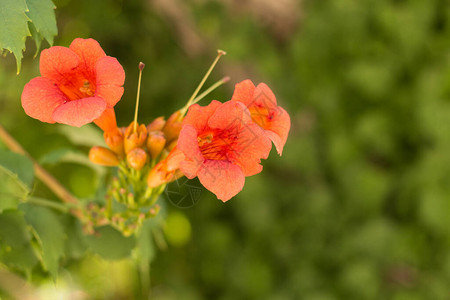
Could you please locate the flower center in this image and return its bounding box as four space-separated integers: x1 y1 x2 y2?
249 104 272 128
79 80 95 97
198 130 238 161
59 79 96 101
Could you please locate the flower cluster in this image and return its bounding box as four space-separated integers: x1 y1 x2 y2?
21 38 290 233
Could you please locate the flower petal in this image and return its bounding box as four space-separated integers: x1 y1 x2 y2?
253 83 278 109
230 122 271 176
183 100 222 132
39 46 80 84
166 147 185 172
95 56 125 107
265 106 291 155
21 77 67 123
93 107 118 133
178 125 204 178
69 38 106 76
231 79 255 105
52 97 107 127
208 100 252 130
197 160 245 202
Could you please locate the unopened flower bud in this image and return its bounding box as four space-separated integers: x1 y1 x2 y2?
147 163 165 188
89 146 120 166
166 139 178 151
127 192 135 205
147 130 166 159
148 204 161 217
104 130 124 157
112 177 120 189
147 116 166 132
163 111 183 143
82 223 95 235
124 122 148 153
126 148 148 170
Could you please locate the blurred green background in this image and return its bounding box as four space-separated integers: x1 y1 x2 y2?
1 0 450 299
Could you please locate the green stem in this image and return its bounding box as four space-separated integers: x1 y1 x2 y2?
106 195 112 218
152 228 168 251
26 197 72 213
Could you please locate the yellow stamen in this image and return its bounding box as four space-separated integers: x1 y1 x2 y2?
191 76 230 106
179 50 226 118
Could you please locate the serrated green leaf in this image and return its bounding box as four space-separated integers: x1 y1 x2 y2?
25 0 57 45
0 174 26 212
20 204 65 278
85 226 136 260
0 0 31 73
0 210 38 271
0 150 34 212
0 149 34 190
28 21 42 57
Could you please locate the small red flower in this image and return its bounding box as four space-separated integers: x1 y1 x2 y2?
231 80 290 155
21 38 125 127
177 100 272 202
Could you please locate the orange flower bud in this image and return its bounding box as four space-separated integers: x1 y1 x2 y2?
89 146 120 166
104 129 124 157
147 162 168 188
146 130 166 159
147 147 184 187
147 116 166 132
163 111 183 143
124 122 148 153
166 139 178 151
126 148 148 170
166 147 184 171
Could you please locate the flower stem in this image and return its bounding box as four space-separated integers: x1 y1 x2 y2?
0 124 82 217
26 196 71 212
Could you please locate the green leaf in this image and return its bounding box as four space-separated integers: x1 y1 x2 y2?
0 0 30 73
0 175 25 212
0 149 34 190
58 124 106 148
20 204 66 278
61 215 88 259
25 0 57 45
0 210 38 272
85 226 136 260
28 21 42 57
0 150 34 212
39 148 105 177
